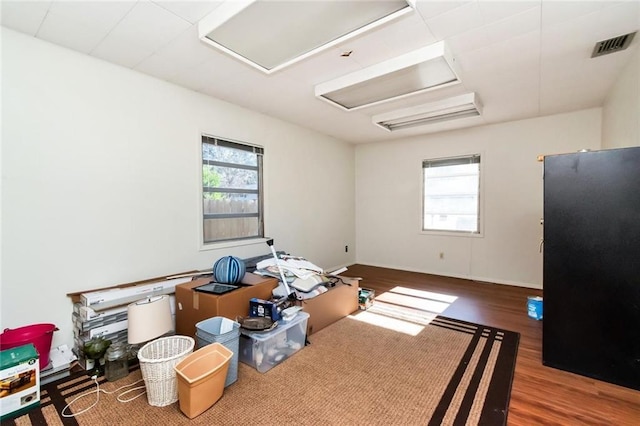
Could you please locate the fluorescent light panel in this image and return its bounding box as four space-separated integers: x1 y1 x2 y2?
199 0 413 74
315 41 460 111
372 93 482 132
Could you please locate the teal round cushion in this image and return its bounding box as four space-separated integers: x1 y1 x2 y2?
213 256 246 284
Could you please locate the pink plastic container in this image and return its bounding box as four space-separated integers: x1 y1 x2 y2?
1 323 58 369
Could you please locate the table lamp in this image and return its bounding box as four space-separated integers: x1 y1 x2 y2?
128 295 173 347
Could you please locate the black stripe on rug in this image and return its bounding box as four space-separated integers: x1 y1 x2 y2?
427 316 519 426
2 373 84 426
3 365 142 425
428 320 483 426
478 327 520 425
453 328 498 424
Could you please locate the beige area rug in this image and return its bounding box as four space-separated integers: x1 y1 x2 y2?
6 313 518 426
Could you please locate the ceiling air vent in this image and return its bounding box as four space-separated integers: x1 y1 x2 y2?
591 32 636 58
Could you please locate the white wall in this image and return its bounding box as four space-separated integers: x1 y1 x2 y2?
1 28 355 349
602 46 640 149
355 109 602 289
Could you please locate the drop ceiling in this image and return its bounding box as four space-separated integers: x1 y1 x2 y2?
1 0 639 144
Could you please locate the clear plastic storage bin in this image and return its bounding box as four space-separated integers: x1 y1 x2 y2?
239 312 309 373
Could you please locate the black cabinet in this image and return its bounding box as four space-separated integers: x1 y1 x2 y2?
542 146 640 391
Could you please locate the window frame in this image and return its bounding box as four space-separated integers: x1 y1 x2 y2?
421 153 483 237
200 134 265 248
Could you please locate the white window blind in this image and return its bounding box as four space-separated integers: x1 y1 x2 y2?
422 154 480 233
202 135 264 243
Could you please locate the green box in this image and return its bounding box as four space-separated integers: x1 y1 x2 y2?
0 344 40 421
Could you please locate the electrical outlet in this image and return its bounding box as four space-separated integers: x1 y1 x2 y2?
439 252 444 259
345 245 349 253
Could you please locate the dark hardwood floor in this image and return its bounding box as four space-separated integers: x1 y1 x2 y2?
346 264 640 425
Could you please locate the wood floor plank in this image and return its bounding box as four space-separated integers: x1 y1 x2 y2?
346 264 640 425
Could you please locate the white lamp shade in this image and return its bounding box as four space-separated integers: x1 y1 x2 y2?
127 295 173 344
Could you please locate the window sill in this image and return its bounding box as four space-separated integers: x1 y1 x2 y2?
420 230 483 238
199 237 268 252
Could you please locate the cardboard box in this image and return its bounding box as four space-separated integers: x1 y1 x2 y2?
73 310 128 331
249 298 280 321
0 344 40 421
77 319 129 339
74 303 128 322
80 277 190 311
175 273 277 338
296 276 359 335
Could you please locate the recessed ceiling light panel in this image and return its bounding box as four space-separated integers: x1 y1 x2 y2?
315 41 461 111
199 0 414 74
372 93 483 132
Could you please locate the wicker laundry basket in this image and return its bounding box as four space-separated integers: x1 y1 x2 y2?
137 335 195 407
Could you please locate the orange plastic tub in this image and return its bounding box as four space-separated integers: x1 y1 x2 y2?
174 342 233 419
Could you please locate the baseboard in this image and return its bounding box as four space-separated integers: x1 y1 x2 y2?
324 263 353 275
353 261 543 290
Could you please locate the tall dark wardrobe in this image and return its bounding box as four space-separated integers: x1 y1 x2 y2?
542 146 640 391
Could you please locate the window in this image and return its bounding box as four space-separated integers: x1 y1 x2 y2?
422 154 481 234
202 135 264 244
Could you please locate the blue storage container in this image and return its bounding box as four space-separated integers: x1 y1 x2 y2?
527 296 543 320
195 317 240 387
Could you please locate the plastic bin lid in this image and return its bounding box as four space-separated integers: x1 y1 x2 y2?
241 312 308 341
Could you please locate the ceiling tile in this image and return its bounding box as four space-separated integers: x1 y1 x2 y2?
0 1 50 36
152 0 224 24
424 1 484 40
414 0 473 20
37 10 112 54
539 4 639 63
541 1 613 29
539 78 603 115
91 36 155 69
457 30 540 77
594 1 640 40
468 73 540 125
447 26 491 54
352 12 438 65
278 47 364 86
171 54 253 93
539 47 634 115
47 1 136 33
321 31 395 71
97 0 191 53
477 0 539 25
135 26 214 81
482 6 541 46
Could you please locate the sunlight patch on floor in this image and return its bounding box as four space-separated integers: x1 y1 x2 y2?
348 310 425 336
375 292 452 313
367 301 439 325
389 286 458 303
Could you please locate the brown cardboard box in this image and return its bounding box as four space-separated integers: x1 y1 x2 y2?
297 276 360 335
175 273 277 338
